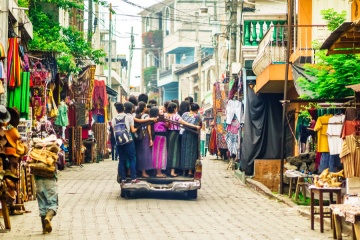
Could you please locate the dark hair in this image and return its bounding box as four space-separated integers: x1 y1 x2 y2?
115 102 124 113
163 101 170 112
185 96 194 104
190 103 200 111
171 99 179 108
178 101 190 116
128 95 138 106
124 102 133 114
167 102 177 114
135 101 146 117
147 104 153 109
148 99 157 106
149 107 159 118
138 93 148 104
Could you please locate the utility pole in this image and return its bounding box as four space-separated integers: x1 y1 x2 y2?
108 3 112 87
128 26 134 96
228 0 238 75
279 0 293 194
87 0 93 43
197 45 202 104
213 2 219 80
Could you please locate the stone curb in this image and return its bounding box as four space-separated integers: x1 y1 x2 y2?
234 169 353 237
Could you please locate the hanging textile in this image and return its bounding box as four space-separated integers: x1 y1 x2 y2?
7 38 21 87
7 72 30 119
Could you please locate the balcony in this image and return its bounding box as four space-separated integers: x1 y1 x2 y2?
252 25 331 93
158 64 186 87
9 0 33 39
163 29 212 54
244 20 286 47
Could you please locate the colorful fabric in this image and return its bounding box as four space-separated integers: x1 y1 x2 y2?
152 134 167 170
166 130 180 168
314 114 333 152
135 116 153 171
166 114 181 130
55 103 69 127
180 130 198 170
7 38 21 87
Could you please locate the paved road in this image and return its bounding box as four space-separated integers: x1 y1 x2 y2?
1 156 343 240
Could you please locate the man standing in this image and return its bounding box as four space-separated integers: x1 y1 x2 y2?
112 102 139 184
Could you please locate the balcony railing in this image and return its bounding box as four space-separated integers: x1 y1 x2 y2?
252 25 287 76
244 20 286 46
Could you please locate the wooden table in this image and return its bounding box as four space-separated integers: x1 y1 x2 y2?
310 186 342 233
330 204 360 240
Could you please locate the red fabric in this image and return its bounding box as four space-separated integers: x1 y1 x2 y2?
82 129 89 139
68 105 76 127
93 80 108 106
315 152 322 171
209 128 218 155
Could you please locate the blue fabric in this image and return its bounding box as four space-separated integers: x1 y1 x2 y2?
329 154 341 172
97 115 105 123
117 142 137 180
35 178 58 216
319 152 330 173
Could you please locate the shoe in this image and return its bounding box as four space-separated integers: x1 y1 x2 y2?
121 180 126 186
44 209 55 233
131 179 140 183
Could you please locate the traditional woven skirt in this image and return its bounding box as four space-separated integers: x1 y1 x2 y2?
167 130 180 169
152 132 167 170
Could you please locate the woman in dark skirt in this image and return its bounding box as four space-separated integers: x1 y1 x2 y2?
135 102 153 177
166 102 200 177
180 103 201 176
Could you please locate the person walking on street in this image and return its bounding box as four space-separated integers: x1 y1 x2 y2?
35 175 58 234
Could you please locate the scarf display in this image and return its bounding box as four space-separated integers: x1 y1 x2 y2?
7 38 21 87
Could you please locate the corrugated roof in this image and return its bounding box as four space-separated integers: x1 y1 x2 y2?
320 22 353 50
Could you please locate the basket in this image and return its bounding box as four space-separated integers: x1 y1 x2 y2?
29 162 55 178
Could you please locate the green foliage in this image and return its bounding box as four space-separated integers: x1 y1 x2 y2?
296 9 359 99
143 66 157 92
27 0 107 74
142 30 163 48
320 8 347 31
297 52 360 99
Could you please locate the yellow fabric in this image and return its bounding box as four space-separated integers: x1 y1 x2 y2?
314 114 333 152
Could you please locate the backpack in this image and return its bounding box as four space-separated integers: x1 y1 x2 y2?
134 114 148 141
114 115 132 145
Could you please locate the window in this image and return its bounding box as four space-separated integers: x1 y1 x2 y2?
164 8 170 36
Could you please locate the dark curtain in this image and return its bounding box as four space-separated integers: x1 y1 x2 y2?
240 86 283 175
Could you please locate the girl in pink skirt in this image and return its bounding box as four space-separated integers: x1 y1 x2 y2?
151 106 169 177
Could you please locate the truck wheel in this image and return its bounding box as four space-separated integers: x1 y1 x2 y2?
121 190 130 198
187 190 197 199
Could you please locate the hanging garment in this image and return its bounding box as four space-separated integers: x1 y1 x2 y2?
225 99 243 124
228 78 239 100
341 120 360 138
7 38 21 87
92 80 108 107
55 103 69 127
209 127 218 155
314 114 333 152
295 115 311 144
226 132 238 155
326 114 345 155
340 135 360 178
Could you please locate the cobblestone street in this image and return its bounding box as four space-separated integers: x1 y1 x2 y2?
1 156 342 240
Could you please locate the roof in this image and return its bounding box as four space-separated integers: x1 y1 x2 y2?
320 21 360 55
174 55 213 75
138 0 174 16
345 83 360 92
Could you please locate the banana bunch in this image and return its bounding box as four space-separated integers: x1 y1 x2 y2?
313 168 344 188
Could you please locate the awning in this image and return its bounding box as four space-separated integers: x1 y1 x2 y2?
291 64 315 98
320 21 360 55
106 85 118 97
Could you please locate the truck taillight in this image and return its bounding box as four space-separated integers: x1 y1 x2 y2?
194 159 202 180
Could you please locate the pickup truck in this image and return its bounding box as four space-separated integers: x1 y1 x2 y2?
120 117 202 199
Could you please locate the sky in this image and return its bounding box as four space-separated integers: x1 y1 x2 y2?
102 0 160 87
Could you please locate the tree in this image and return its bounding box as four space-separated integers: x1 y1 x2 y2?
23 0 106 74
296 9 360 99
143 66 157 92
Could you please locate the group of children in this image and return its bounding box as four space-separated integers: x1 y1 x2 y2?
110 94 202 184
